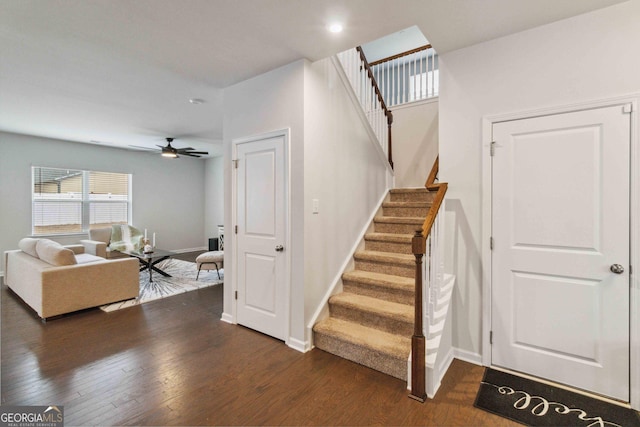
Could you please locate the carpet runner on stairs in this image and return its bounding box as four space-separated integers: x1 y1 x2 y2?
313 188 434 381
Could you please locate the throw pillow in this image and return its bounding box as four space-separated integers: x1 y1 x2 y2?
18 237 40 258
36 239 77 266
109 225 144 252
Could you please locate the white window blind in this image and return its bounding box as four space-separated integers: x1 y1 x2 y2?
32 167 131 235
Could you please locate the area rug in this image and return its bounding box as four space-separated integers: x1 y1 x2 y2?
474 368 640 426
100 258 223 312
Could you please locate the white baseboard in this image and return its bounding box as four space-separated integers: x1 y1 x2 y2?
287 337 310 353
426 347 455 398
453 347 483 366
220 312 234 324
171 246 208 254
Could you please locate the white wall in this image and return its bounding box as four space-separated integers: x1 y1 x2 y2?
439 0 640 358
204 156 224 245
222 60 306 344
0 131 207 273
303 57 392 342
392 99 438 188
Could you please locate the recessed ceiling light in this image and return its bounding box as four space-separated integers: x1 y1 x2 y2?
328 23 343 33
189 98 205 104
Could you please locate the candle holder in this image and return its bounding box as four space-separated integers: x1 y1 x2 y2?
142 238 154 254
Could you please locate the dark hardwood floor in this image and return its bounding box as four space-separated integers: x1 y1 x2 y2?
1 252 516 426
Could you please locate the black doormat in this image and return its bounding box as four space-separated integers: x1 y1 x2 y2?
474 368 640 426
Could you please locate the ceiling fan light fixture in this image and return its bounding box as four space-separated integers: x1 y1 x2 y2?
157 137 207 158
161 138 178 158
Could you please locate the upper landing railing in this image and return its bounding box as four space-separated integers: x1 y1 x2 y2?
370 44 439 107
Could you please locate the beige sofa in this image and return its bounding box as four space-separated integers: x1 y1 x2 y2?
4 238 139 320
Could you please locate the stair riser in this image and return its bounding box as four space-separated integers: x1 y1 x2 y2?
313 332 408 380
343 280 414 305
382 206 429 217
374 222 423 234
329 303 413 336
390 191 435 203
365 239 412 254
354 259 415 278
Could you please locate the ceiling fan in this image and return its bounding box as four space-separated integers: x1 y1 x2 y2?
158 137 208 158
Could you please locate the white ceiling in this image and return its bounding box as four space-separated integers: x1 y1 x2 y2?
0 0 626 158
361 26 429 64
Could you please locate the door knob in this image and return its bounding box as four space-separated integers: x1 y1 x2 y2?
610 264 624 274
275 245 284 252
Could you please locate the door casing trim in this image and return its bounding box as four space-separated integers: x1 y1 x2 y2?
481 94 640 409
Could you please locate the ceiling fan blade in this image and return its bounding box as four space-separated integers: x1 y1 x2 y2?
183 153 202 157
129 145 158 151
178 150 208 155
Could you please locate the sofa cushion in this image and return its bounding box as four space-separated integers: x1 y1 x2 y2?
36 239 77 266
75 253 105 265
18 237 40 258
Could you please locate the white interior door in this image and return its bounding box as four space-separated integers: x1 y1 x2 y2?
491 105 631 401
235 133 287 341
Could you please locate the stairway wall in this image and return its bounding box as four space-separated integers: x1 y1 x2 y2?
303 57 394 345
392 99 439 188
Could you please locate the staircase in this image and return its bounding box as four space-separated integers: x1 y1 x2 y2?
313 188 435 380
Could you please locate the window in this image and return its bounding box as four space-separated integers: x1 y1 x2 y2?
32 167 131 236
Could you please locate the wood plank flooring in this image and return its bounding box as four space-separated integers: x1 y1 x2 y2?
1 252 516 426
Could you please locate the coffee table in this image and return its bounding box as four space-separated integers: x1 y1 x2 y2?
122 249 177 282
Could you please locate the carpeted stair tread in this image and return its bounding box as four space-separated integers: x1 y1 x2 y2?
382 201 431 218
373 216 425 235
342 270 414 305
314 317 410 355
364 232 413 243
329 292 413 324
313 317 411 379
354 250 415 278
364 232 413 254
389 188 435 203
343 270 414 289
374 216 424 225
382 201 432 208
354 250 414 266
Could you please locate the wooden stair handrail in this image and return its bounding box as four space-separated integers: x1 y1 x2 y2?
356 46 394 169
369 44 433 67
409 156 448 403
425 155 439 188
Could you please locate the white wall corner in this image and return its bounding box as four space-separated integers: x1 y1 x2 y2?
220 312 234 324
287 337 311 353
427 347 455 399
